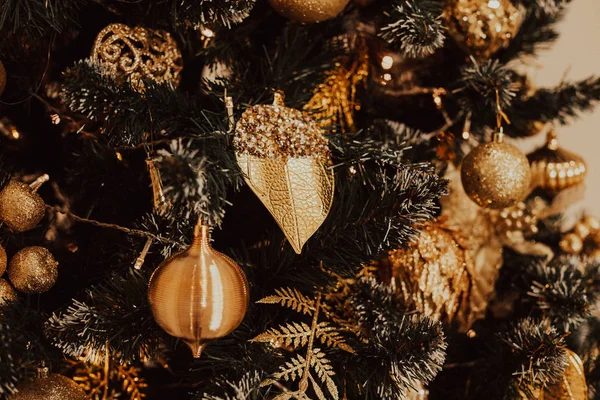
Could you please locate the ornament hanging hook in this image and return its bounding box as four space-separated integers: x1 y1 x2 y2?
494 88 511 142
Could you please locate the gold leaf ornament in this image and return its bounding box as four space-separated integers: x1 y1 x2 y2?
234 93 334 254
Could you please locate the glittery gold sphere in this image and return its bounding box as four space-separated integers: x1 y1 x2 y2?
8 246 58 294
148 225 249 358
446 0 523 59
0 181 46 232
559 233 584 254
10 374 86 400
461 137 531 209
0 60 6 96
0 278 17 305
0 244 6 276
268 0 350 23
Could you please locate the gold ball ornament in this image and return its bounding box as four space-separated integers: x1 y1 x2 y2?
0 179 47 233
8 246 58 294
0 244 6 275
0 59 6 96
268 0 350 23
148 224 249 358
0 278 17 305
461 132 531 209
528 130 587 196
559 233 584 255
10 369 85 400
445 0 523 59
541 349 588 400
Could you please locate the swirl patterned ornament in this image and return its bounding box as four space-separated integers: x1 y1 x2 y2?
91 23 183 92
148 224 249 358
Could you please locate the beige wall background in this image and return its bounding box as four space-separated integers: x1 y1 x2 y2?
518 1 600 221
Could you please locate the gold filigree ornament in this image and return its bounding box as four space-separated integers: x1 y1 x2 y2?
91 23 183 92
234 93 335 254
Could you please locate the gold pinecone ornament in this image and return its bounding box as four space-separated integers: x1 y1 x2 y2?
8 246 58 294
0 176 48 233
234 93 334 254
461 130 531 209
268 0 350 23
528 130 587 196
148 223 249 358
445 0 523 59
10 367 86 400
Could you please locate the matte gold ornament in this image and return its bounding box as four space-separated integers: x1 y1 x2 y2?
378 220 476 331
0 244 6 275
8 246 58 294
461 130 531 209
528 130 587 196
0 278 17 305
0 176 48 232
0 59 6 96
234 93 334 254
10 367 85 400
91 23 183 92
148 223 249 358
541 349 588 400
445 0 523 59
268 0 350 23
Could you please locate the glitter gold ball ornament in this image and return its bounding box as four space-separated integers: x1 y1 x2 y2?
8 246 58 294
10 368 85 400
148 223 249 358
528 130 587 196
445 0 523 59
91 23 183 92
461 131 531 209
541 349 588 400
234 93 334 254
0 60 6 96
0 178 47 233
0 278 17 305
0 244 6 275
268 0 351 23
378 221 475 331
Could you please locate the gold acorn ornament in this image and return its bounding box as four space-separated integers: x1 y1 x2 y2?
461 128 531 209
8 246 58 294
234 92 334 254
268 0 350 23
528 130 587 196
10 365 86 400
445 0 523 59
148 221 249 358
0 175 48 232
541 349 588 400
0 278 17 305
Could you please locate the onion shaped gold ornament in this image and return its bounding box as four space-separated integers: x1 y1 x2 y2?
0 278 17 305
91 23 183 92
148 223 249 358
0 175 48 233
8 246 58 294
10 366 86 400
234 93 334 254
528 130 587 196
268 0 350 23
461 130 531 209
445 0 523 59
541 349 588 400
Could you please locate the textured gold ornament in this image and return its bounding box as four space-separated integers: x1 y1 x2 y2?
0 278 17 305
148 224 249 358
541 349 588 400
461 131 531 209
378 220 475 330
8 246 58 294
528 130 587 196
0 59 6 96
0 178 47 233
0 244 6 275
234 93 334 254
268 0 350 23
10 369 86 400
91 23 183 92
445 0 523 59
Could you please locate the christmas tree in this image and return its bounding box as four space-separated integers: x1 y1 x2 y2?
1 0 600 399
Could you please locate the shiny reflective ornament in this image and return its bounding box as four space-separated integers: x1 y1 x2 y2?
461 131 531 209
92 23 183 92
0 60 6 96
10 368 85 400
446 0 523 59
541 349 588 400
528 130 587 195
148 224 249 358
559 233 584 255
0 177 47 232
268 0 350 23
0 244 6 275
8 246 58 294
0 278 17 305
234 93 334 254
